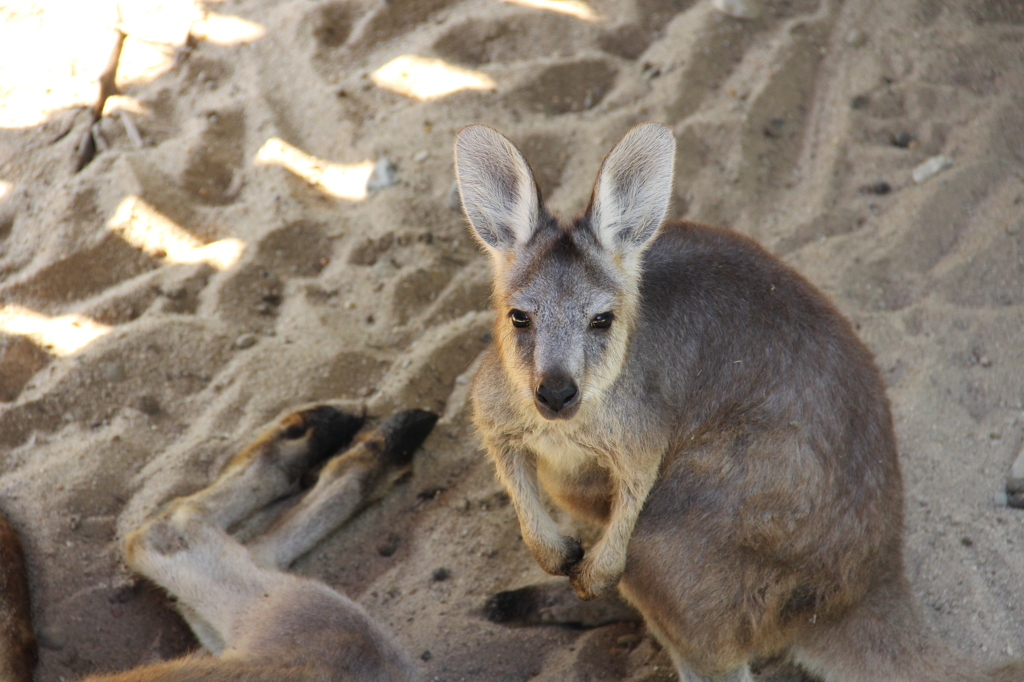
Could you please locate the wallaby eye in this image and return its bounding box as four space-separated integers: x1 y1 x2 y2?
590 312 615 329
282 419 310 440
509 309 531 329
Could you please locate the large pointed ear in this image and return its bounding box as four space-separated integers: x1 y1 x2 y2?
589 123 675 259
454 125 541 258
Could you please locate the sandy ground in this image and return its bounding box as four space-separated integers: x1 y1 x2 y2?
1 0 1023 679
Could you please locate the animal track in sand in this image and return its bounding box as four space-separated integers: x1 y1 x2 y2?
507 59 617 116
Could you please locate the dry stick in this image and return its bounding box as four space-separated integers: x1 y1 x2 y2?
74 28 126 172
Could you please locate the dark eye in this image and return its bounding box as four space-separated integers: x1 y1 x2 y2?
590 312 614 329
509 309 531 328
282 419 309 440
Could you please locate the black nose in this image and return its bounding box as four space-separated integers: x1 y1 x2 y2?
535 375 579 413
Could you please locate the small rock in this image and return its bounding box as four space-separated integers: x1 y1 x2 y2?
616 634 642 648
100 361 126 383
712 0 763 19
431 567 451 582
912 155 953 184
413 150 429 162
979 355 992 368
234 333 258 350
892 131 913 148
420 650 432 661
960 536 974 547
850 94 870 109
367 157 398 192
845 29 867 47
377 533 400 557
447 180 462 212
859 181 892 195
137 395 161 416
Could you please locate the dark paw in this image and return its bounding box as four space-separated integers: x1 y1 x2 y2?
485 586 539 624
294 406 366 466
377 409 439 468
559 536 584 574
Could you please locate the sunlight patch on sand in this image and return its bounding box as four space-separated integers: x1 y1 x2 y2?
0 181 10 201
503 0 603 22
255 137 375 201
191 12 266 45
0 305 112 356
371 55 496 100
109 196 244 270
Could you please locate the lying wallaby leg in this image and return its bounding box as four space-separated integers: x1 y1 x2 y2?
84 406 435 681
180 405 364 531
248 409 438 569
0 509 35 682
485 579 641 628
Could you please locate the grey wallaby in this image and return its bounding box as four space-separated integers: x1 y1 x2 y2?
455 122 1024 682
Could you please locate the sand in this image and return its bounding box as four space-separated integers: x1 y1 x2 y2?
0 0 1023 679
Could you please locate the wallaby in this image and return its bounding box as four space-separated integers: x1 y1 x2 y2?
0 507 36 682
455 122 1024 682
65 405 438 682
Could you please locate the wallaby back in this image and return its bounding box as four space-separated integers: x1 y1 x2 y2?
456 122 1024 681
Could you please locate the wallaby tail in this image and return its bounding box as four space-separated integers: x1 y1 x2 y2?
0 509 36 682
792 573 1024 682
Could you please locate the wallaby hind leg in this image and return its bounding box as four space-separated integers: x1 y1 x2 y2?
247 409 438 569
178 405 364 531
485 579 641 628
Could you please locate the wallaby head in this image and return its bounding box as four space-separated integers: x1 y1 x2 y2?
455 123 676 421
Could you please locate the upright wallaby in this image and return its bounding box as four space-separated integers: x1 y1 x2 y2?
455 123 1024 682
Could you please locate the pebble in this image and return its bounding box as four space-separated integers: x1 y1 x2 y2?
859 181 891 195
136 395 161 416
712 0 764 20
413 150 429 162
912 155 953 183
1010 444 1024 479
431 567 451 582
892 131 913 148
845 29 867 47
367 157 398 192
100 361 126 382
850 94 870 110
234 333 258 350
377 533 400 557
421 650 432 661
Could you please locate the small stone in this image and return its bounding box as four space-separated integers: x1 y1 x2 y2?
447 181 462 212
892 131 913 148
377 533 400 557
712 0 763 20
1010 446 1024 479
850 94 870 110
845 29 867 47
413 150 429 162
960 536 974 547
979 355 992 368
912 155 953 184
420 650 432 661
234 333 258 350
431 567 450 582
367 157 398 192
136 395 161 416
616 634 642 648
100 361 126 382
859 181 892 195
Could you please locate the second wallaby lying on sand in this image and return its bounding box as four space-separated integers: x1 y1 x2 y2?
455 123 1024 682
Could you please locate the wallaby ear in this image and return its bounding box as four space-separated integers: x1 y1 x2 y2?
455 125 541 257
589 123 676 259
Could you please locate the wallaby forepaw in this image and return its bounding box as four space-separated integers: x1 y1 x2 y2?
568 557 621 601
529 535 584 577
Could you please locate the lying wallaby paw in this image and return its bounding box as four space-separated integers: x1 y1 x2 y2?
569 556 621 601
277 405 365 468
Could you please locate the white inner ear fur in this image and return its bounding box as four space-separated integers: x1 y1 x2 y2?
591 123 676 264
455 125 540 260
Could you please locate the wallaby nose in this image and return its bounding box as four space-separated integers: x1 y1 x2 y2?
535 375 579 414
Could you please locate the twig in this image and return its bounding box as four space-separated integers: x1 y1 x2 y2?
120 110 144 149
75 28 126 172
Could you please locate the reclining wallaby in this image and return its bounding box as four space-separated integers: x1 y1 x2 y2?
74 405 437 682
455 122 1024 682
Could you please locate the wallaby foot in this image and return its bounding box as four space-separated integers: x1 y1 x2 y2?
485 579 641 628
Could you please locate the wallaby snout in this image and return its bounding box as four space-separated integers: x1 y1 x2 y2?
535 373 579 418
